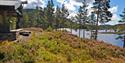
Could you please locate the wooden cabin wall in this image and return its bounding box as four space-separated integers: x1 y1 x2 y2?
0 15 3 24
0 11 10 33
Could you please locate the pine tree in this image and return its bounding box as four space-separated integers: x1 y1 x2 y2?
118 8 125 47
61 4 69 28
89 12 96 39
54 4 69 29
119 8 125 24
44 0 55 28
61 4 69 19
92 0 112 40
76 0 88 38
54 5 62 29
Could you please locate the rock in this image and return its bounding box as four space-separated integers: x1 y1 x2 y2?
19 31 31 36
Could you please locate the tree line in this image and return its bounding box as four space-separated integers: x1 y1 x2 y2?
10 0 114 40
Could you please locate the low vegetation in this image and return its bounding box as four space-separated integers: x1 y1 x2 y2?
0 28 125 63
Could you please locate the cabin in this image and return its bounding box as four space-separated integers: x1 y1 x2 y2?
0 0 27 33
0 0 27 40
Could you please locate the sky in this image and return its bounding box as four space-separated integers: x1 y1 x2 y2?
107 0 125 25
22 0 125 25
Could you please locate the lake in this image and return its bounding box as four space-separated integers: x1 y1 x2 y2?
58 28 124 48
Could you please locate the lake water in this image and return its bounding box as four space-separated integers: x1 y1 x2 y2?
58 28 124 47
97 34 124 47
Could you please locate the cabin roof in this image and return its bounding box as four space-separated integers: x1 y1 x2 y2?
0 0 21 6
0 0 27 15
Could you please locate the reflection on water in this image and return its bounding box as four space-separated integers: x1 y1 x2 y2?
59 28 124 47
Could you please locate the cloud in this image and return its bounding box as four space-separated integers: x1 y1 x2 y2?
68 12 78 18
73 0 94 3
56 0 66 4
65 0 95 18
23 0 93 11
63 0 94 12
22 0 45 9
104 6 121 25
109 6 120 21
87 3 94 16
109 6 118 13
56 0 83 11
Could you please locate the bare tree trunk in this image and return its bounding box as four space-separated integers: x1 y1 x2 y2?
94 7 99 40
16 17 20 29
79 23 82 38
94 14 99 40
83 29 85 38
79 29 80 37
16 16 23 29
71 27 72 34
70 21 72 33
123 34 125 48
90 30 93 39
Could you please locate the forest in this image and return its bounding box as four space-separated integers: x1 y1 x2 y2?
10 0 116 39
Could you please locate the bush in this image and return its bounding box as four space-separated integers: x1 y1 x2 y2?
46 26 53 31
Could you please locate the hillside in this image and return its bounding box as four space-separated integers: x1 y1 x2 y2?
0 28 125 63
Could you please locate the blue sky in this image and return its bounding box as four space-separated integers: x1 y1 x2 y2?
106 0 125 25
111 0 125 15
23 0 125 25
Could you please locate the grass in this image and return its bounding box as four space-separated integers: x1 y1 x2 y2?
0 28 125 63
